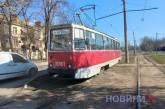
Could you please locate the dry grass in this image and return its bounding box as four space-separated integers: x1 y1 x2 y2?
149 54 165 64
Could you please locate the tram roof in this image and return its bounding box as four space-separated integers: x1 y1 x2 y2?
51 23 120 42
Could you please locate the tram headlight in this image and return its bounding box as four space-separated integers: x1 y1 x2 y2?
49 63 53 68
68 64 72 68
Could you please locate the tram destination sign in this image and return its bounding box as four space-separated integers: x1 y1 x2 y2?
53 29 70 35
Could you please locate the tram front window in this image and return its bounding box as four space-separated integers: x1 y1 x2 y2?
50 29 72 51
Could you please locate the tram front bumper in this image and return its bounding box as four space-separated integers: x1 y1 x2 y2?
48 67 76 78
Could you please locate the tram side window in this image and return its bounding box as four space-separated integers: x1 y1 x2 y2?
116 42 118 50
95 34 104 50
86 31 91 50
117 42 120 50
111 40 114 49
118 43 120 50
109 39 112 50
74 28 85 50
114 41 116 49
86 31 96 50
114 41 117 50
116 42 119 50
104 37 109 50
113 41 116 50
115 41 119 50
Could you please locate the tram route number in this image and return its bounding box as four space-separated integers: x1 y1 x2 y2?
54 61 65 67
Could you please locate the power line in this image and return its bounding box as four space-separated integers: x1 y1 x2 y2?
96 7 158 20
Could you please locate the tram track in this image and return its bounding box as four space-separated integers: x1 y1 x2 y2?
136 56 141 109
137 55 165 109
114 55 142 109
144 55 165 74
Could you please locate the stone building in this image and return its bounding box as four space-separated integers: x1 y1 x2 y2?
0 15 46 59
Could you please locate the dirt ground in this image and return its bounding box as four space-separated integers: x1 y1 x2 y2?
0 63 137 109
0 55 165 109
138 55 165 109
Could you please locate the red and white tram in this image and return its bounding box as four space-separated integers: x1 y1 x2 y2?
48 24 121 79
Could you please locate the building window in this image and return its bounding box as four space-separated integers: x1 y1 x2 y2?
13 38 18 47
4 24 9 34
13 27 17 34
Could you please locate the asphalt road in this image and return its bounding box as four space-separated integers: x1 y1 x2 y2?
0 64 48 96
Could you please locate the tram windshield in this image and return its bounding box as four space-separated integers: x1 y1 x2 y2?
50 28 72 51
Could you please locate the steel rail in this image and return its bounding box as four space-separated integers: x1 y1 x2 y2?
136 56 141 109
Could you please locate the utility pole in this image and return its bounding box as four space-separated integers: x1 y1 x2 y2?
133 32 136 55
122 0 129 63
156 32 158 54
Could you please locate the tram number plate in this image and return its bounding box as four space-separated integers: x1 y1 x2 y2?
54 61 65 67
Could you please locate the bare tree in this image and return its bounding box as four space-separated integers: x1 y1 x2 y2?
140 36 154 51
19 0 34 58
0 0 29 51
140 36 165 51
55 3 76 24
41 0 68 53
